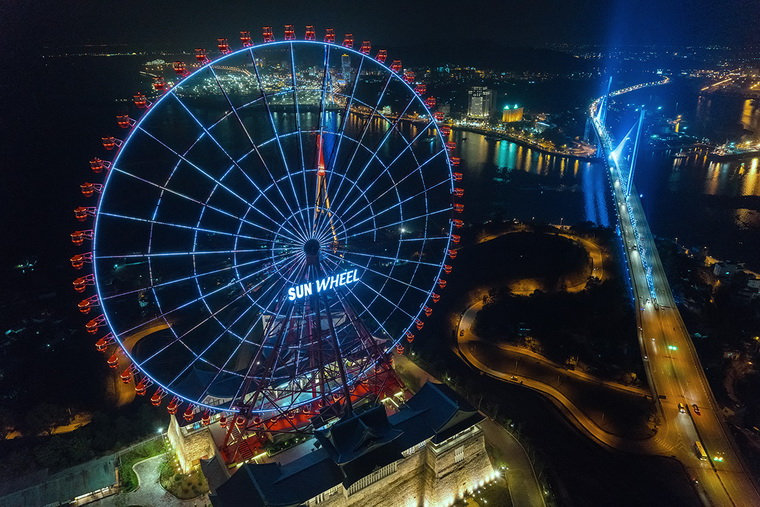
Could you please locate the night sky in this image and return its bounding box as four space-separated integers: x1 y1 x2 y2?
1 0 759 51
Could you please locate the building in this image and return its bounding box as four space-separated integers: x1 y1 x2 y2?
202 382 496 507
501 104 524 123
467 87 493 119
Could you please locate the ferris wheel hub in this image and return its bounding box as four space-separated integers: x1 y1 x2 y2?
303 238 321 256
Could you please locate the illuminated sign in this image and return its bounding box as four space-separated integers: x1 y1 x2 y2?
287 269 360 301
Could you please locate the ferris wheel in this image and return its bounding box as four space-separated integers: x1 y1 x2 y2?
70 26 463 432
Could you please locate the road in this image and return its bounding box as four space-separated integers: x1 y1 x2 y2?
591 86 760 506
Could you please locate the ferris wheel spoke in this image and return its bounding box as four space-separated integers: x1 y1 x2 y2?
320 256 398 340
197 260 310 406
337 147 445 232
322 71 394 225
112 166 299 244
136 124 309 243
101 247 292 302
144 253 305 380
341 181 451 237
290 42 310 234
97 210 283 244
328 96 419 214
322 251 428 296
116 252 296 343
338 249 441 268
171 92 307 242
248 49 311 239
95 247 279 260
331 122 438 222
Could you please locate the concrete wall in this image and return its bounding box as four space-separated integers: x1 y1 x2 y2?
168 416 216 472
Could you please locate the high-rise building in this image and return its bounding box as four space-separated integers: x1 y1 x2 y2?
340 53 352 85
467 87 493 119
501 104 524 123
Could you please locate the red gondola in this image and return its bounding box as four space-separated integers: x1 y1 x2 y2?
304 26 315 41
194 48 208 63
167 397 180 415
201 411 211 425
433 111 445 121
95 332 114 352
450 156 461 166
451 234 461 244
324 28 335 43
447 249 458 259
78 294 99 314
415 319 424 330
376 49 387 63
101 137 120 150
405 331 415 343
150 388 165 406
133 93 148 108
183 405 195 422
342 34 353 48
217 38 231 54
454 203 464 213
240 31 252 47
152 77 166 92
116 114 132 128
425 96 437 108
120 366 133 384
415 84 426 95
219 415 228 428
403 70 415 84
424 306 433 317
70 229 93 246
73 273 95 292
390 59 402 73
70 252 92 269
80 182 103 197
262 26 275 42
173 61 189 77
284 25 295 41
432 292 441 303
235 415 246 429
360 40 371 55
396 344 404 354
135 377 151 396
437 278 447 289
440 126 451 136
451 219 464 228
74 206 96 221
453 172 463 182
453 187 464 197
107 352 119 369
85 314 106 334
89 158 106 173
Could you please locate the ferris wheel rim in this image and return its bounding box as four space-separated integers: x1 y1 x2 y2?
90 38 456 413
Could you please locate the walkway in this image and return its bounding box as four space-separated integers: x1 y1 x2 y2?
93 454 208 507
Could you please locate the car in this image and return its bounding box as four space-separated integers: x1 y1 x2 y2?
678 402 687 413
509 376 519 382
643 354 648 360
692 404 701 415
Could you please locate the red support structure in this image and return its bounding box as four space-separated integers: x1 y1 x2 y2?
173 61 189 77
284 25 295 41
73 206 97 222
262 26 274 43
304 25 315 41
217 38 231 54
324 28 335 43
77 294 100 314
70 252 93 270
71 229 94 246
360 40 371 55
376 49 387 63
80 182 103 197
342 34 353 49
240 31 252 47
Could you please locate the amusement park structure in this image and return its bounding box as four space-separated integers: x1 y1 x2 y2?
70 26 463 464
